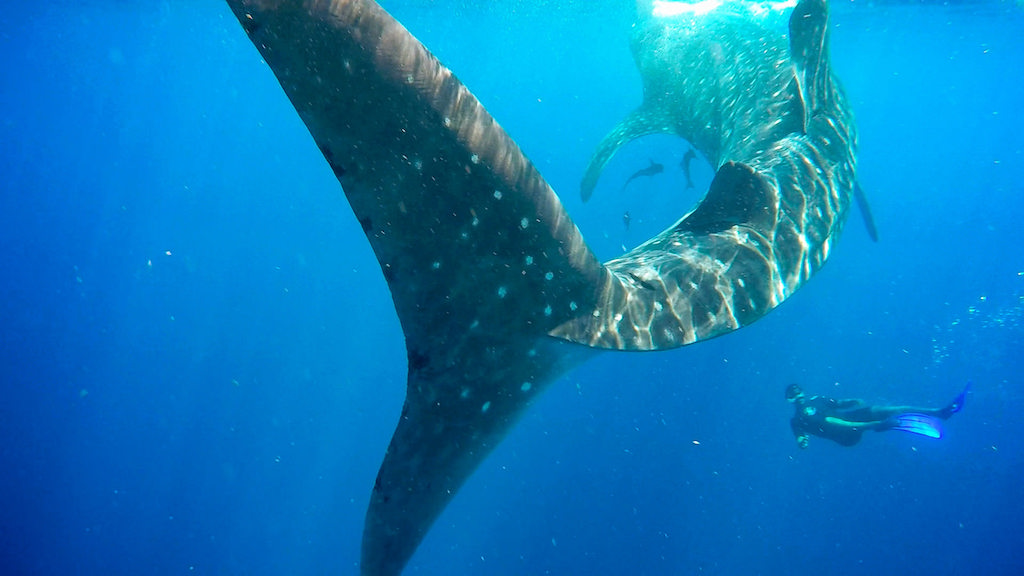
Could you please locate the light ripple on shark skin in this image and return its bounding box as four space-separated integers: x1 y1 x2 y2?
222 0 856 574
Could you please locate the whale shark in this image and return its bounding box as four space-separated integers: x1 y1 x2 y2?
223 0 858 574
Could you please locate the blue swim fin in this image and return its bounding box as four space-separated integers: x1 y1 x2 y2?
949 382 970 415
885 413 943 439
937 382 971 419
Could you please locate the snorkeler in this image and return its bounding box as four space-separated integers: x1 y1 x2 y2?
786 383 969 449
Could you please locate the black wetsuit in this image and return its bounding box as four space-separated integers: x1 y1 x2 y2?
790 396 873 447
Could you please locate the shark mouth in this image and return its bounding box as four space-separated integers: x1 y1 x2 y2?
223 0 856 574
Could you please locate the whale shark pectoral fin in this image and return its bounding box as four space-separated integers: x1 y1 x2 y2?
581 107 674 202
676 162 774 236
789 0 831 117
854 182 879 242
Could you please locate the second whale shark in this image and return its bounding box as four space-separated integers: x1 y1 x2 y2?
223 0 859 574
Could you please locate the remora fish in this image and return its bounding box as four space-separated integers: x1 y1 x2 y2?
621 159 664 191
223 0 857 574
681 147 697 189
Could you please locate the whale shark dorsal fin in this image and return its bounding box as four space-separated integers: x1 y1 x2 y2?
789 0 832 119
676 162 773 236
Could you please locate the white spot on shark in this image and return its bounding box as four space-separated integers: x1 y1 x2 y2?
481 401 491 413
497 286 507 298
493 190 502 200
520 382 532 392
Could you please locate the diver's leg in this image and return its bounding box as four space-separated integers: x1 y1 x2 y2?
866 405 942 420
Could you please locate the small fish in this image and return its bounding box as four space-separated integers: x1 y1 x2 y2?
681 147 697 189
623 210 632 230
621 159 663 191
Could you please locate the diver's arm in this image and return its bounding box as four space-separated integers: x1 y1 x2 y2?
791 418 809 449
834 398 866 409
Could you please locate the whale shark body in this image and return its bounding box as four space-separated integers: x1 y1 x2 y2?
223 0 857 574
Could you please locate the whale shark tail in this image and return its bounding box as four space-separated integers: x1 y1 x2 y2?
224 1 856 575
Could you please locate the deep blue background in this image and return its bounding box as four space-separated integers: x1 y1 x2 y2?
2 1 1022 574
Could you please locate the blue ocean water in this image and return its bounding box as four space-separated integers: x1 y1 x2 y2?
2 1 1022 574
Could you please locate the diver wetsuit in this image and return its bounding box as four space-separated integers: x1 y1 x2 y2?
786 384 969 449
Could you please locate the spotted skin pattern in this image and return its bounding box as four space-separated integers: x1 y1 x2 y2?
223 1 855 574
